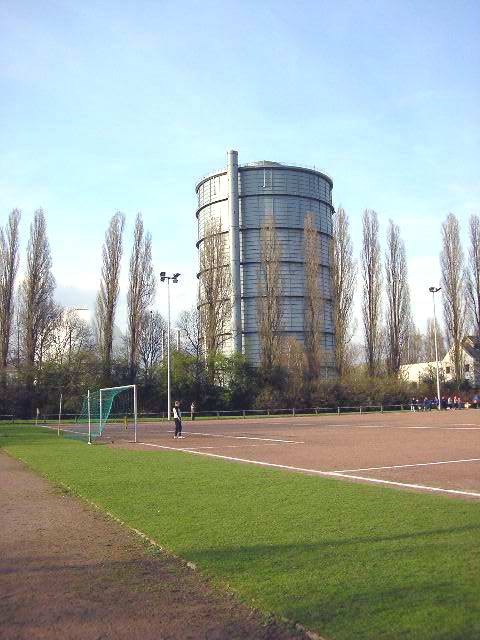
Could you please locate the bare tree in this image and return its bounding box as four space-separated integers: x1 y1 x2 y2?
361 209 382 377
198 217 231 375
466 214 480 336
331 207 356 378
177 306 201 357
303 212 324 377
257 214 283 374
385 220 411 376
280 336 306 406
95 212 125 380
127 214 155 382
404 322 425 364
0 209 21 371
441 213 466 383
138 310 166 381
20 209 56 379
46 308 93 366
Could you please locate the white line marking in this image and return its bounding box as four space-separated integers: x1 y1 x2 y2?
325 473 480 498
453 424 479 426
136 442 480 499
168 430 302 444
323 424 480 431
337 458 480 473
181 442 302 450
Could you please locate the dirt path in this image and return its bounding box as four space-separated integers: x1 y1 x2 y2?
0 452 305 640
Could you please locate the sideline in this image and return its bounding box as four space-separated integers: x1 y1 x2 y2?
136 442 480 499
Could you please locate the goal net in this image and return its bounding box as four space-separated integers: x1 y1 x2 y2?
73 385 138 443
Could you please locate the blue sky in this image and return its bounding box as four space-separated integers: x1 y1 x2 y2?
1 0 479 332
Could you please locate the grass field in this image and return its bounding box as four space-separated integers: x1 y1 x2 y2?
2 424 480 640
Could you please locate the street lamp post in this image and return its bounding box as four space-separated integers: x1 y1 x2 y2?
160 272 180 420
429 286 442 410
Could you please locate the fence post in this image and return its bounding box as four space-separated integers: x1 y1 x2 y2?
243 409 246 419
360 406 362 414
292 407 295 417
217 411 220 418
401 404 404 411
381 405 383 413
337 407 340 415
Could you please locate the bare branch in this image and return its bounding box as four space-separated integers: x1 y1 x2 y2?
138 310 166 381
176 306 201 357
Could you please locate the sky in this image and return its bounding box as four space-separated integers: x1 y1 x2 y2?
1 0 479 336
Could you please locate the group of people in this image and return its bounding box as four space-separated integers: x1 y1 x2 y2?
172 400 196 439
410 396 465 411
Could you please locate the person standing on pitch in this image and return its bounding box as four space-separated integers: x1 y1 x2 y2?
173 400 184 439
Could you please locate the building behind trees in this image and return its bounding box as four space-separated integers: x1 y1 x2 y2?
195 150 336 377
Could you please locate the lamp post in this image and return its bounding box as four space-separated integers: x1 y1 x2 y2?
160 272 180 419
429 286 442 410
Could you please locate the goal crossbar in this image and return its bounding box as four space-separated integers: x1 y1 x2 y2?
99 385 138 444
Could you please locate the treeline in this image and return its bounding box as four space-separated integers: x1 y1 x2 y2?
0 209 258 416
198 207 478 406
0 207 478 417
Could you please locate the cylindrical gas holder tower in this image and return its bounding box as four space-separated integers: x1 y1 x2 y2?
196 150 335 375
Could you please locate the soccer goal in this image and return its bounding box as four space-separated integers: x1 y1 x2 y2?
75 385 138 444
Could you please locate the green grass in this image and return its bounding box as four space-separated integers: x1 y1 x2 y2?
2 425 479 640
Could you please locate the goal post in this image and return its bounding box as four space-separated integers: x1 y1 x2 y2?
98 384 138 443
72 384 138 443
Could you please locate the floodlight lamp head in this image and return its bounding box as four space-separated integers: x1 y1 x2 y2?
429 286 441 293
173 273 181 279
160 271 166 280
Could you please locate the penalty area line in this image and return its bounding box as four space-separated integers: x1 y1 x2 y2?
136 442 480 499
337 458 480 472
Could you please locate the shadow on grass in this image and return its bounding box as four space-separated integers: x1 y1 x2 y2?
189 523 480 560
186 531 480 639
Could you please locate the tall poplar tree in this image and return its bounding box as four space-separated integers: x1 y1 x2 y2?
127 214 155 382
0 209 21 371
361 209 382 377
95 212 125 381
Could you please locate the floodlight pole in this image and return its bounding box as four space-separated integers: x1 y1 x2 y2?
429 286 442 410
133 384 138 443
167 277 171 421
87 389 92 445
160 271 181 420
57 392 62 437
